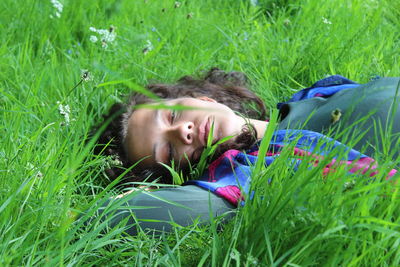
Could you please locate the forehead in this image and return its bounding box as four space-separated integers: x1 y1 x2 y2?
124 106 158 167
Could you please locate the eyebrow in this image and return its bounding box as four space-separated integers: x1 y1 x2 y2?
152 108 160 162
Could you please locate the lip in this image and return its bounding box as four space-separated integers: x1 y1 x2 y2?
198 116 210 146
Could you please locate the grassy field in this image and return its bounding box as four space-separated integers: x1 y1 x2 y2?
1 0 400 265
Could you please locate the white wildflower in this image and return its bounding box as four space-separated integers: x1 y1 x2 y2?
81 69 92 82
89 26 116 48
57 101 71 126
145 40 154 50
343 180 356 191
174 1 181 8
142 40 154 55
322 17 332 25
26 162 43 178
187 12 194 19
50 0 63 18
89 35 98 43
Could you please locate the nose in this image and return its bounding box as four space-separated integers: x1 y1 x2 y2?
170 121 194 145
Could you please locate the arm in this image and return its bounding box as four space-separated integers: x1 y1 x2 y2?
88 185 235 236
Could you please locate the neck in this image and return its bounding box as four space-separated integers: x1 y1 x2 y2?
248 118 268 139
236 115 268 139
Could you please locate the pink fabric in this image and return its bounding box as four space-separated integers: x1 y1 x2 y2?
215 185 243 205
292 148 397 179
189 129 398 207
207 150 240 182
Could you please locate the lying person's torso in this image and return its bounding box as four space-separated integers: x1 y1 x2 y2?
278 77 400 158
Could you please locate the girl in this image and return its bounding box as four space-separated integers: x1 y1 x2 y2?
90 68 399 235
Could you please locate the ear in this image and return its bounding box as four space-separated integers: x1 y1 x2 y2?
196 96 217 103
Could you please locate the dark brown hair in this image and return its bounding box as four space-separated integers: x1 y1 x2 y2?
93 68 267 185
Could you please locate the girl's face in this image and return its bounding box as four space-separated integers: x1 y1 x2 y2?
124 97 246 168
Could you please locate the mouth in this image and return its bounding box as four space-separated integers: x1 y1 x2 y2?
192 116 219 163
199 116 209 146
200 116 215 146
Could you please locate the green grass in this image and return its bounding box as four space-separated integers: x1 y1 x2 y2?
1 0 400 265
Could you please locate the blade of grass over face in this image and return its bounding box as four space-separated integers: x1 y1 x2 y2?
1 0 400 265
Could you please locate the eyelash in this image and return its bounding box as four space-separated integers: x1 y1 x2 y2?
170 110 176 123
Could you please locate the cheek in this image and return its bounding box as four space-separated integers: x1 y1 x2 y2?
201 104 233 119
213 106 236 123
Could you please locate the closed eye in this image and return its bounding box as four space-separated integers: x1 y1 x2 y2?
170 110 177 124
